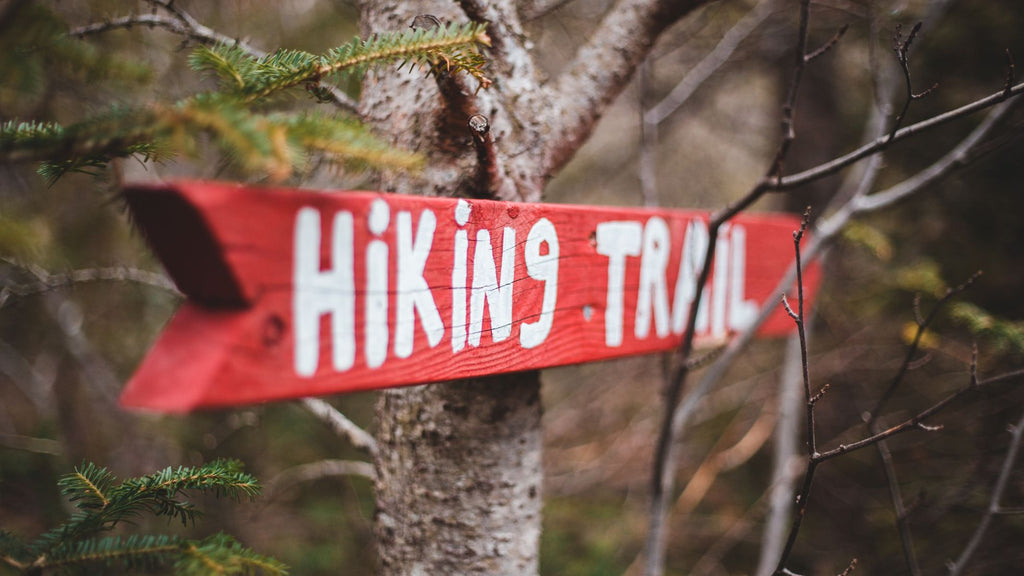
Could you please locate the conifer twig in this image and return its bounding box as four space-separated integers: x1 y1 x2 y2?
70 3 359 114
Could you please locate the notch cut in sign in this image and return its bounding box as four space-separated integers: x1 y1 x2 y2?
120 181 819 412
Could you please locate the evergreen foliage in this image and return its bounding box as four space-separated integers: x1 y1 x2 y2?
950 301 1024 358
0 10 490 182
0 459 286 575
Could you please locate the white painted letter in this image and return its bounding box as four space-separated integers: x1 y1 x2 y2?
636 217 671 339
672 219 709 335
365 199 389 368
395 209 444 358
293 208 355 377
728 224 758 331
468 227 515 346
595 221 643 347
451 200 471 352
712 224 730 338
521 218 559 349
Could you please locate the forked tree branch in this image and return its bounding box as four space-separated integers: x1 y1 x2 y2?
770 235 1024 576
539 0 712 180
770 80 1024 192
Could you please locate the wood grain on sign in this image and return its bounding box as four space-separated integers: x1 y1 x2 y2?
121 180 820 411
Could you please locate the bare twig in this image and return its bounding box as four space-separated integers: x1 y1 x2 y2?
947 408 1024 575
768 0 813 182
467 113 515 200
755 332 807 576
867 271 982 422
264 459 376 500
889 22 939 142
805 24 849 63
772 210 817 575
645 4 818 574
300 397 378 457
644 0 780 126
670 95 1019 548
814 369 1021 463
772 80 1024 193
771 256 1021 574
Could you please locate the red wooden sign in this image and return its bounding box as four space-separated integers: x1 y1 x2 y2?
120 180 820 412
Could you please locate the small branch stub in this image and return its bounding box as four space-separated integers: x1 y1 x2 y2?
469 113 491 142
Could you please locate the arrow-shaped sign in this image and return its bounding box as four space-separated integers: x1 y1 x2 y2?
121 181 819 412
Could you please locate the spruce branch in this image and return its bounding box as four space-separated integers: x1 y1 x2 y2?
3 459 285 575
191 22 492 103
0 98 422 182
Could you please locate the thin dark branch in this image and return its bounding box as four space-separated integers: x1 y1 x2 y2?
771 81 1024 192
646 4 824 573
805 23 848 64
769 0 812 181
868 271 982 423
889 22 939 142
817 368 1021 462
772 209 816 576
948 408 1024 575
772 366 1024 575
467 113 513 199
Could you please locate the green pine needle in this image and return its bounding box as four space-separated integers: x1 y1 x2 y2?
177 533 289 576
4 459 286 575
2 14 486 183
191 21 491 102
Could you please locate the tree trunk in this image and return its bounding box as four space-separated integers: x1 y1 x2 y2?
375 375 542 573
358 1 709 572
359 3 544 573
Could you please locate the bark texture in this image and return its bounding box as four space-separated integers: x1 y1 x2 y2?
375 375 543 574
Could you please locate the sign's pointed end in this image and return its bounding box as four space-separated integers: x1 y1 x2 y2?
119 303 254 413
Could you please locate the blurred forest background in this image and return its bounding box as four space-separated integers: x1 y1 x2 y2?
2 0 1024 574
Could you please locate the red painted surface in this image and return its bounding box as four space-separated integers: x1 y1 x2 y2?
121 180 820 412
